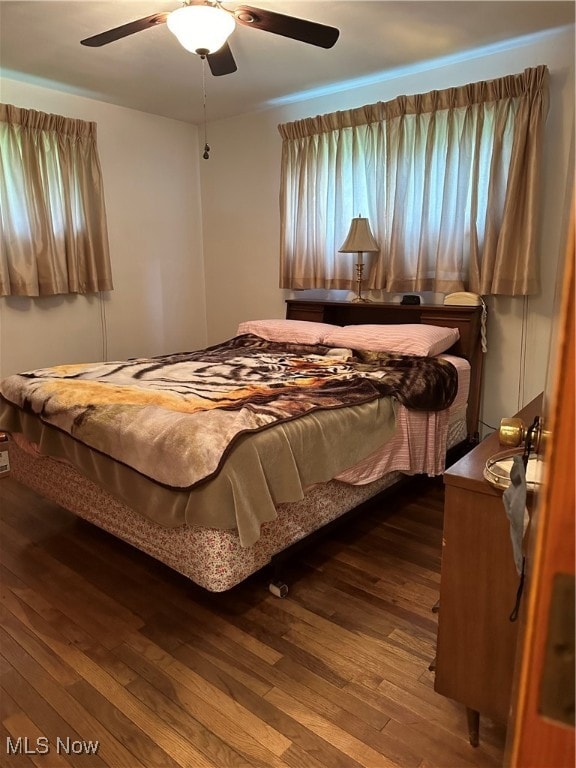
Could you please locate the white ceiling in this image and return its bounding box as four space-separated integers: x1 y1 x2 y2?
1 1 574 124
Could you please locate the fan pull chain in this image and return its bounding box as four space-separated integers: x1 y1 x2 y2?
201 55 210 160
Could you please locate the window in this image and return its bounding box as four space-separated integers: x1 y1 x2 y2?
0 103 113 297
278 66 548 296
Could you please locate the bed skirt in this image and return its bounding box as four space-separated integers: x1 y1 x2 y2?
7 416 466 592
7 439 402 591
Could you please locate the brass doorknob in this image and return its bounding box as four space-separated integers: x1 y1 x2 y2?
499 417 526 447
499 415 544 453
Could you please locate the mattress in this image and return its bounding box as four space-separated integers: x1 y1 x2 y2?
5 392 467 592
0 340 462 547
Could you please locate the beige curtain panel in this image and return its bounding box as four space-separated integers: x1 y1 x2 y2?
278 66 549 296
0 103 113 297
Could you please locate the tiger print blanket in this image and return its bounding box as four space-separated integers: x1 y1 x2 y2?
0 334 457 489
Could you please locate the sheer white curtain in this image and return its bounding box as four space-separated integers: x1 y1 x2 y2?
0 103 113 297
278 66 549 296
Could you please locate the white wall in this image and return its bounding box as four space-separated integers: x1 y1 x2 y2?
200 26 575 433
0 77 206 377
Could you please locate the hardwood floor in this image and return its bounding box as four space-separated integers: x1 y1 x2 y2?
0 475 506 767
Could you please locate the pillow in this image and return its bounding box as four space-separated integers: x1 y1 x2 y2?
321 324 460 356
236 319 339 345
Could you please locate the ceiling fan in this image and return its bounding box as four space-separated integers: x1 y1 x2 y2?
80 1 340 77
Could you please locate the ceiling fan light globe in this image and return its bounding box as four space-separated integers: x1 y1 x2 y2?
167 5 235 54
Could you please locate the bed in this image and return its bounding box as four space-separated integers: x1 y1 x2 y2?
0 301 484 593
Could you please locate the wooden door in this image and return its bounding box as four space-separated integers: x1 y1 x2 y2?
506 206 575 765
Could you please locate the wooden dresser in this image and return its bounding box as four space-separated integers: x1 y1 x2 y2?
434 394 543 745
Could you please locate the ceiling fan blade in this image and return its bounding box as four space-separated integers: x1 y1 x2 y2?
207 43 237 76
81 12 169 47
233 5 339 49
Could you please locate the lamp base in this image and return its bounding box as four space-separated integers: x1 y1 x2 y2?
352 296 372 303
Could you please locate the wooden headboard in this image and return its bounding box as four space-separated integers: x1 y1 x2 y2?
286 298 484 442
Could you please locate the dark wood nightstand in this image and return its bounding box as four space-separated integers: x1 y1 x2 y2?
434 394 543 745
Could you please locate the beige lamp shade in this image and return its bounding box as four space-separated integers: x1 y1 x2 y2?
339 215 380 253
338 215 379 302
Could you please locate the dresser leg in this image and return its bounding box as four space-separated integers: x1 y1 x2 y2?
466 708 480 747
